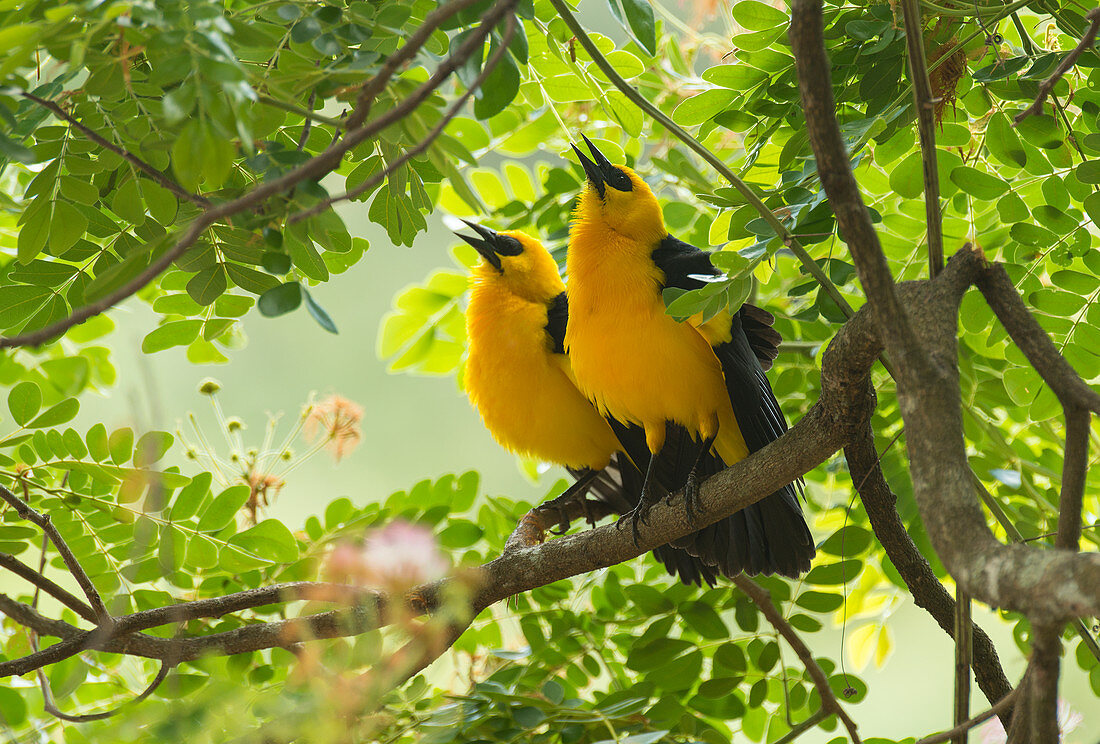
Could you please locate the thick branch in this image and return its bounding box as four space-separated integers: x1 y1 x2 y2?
789 0 926 381
845 425 1014 719
1027 622 1061 744
899 0 943 277
1015 8 1100 124
733 576 862 744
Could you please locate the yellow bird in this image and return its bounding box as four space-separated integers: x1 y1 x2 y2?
564 137 814 578
458 221 717 586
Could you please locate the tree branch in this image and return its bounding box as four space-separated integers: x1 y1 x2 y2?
290 13 519 223
973 264 1100 415
1027 622 1061 744
1015 7 1100 124
789 0 926 382
844 425 1014 720
0 552 97 623
915 687 1020 744
19 92 212 208
1058 407 1090 551
0 486 110 622
899 0 943 278
732 576 862 744
0 0 516 351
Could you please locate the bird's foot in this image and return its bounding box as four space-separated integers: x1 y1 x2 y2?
683 470 704 525
616 499 652 547
535 491 595 536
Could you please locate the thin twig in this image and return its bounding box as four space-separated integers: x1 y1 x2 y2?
545 0 855 320
0 485 110 622
0 552 96 623
1015 7 1100 124
0 0 515 351
954 585 972 744
899 0 944 277
1057 407 1089 551
915 688 1020 744
291 13 519 222
21 92 212 208
772 708 830 744
34 644 172 722
344 0 486 131
974 263 1100 415
732 576 863 744
257 94 344 128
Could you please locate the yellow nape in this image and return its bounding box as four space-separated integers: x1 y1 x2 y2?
465 232 620 471
573 165 667 247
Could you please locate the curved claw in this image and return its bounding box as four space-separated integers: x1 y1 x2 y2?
683 472 702 526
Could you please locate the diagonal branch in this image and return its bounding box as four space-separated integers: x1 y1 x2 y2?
0 552 97 623
1015 7 1100 124
290 13 519 223
0 0 516 351
845 425 1014 719
20 92 212 208
915 687 1020 744
789 0 926 382
0 485 110 623
733 576 862 744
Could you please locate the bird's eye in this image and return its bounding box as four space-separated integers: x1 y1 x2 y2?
607 168 633 192
496 235 524 256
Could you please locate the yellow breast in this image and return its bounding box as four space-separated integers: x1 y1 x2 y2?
465 280 620 470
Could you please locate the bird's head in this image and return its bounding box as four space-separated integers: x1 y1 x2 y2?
456 222 564 303
572 135 665 244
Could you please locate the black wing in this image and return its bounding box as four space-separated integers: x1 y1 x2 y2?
651 234 815 578
549 292 717 586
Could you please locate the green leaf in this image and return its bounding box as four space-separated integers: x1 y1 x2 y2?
795 590 844 613
473 44 521 119
618 0 657 55
187 265 228 306
0 285 52 328
17 200 49 263
142 320 203 353
1030 288 1086 316
672 89 738 127
86 423 110 462
49 201 88 254
26 398 79 429
682 601 728 639
107 428 134 466
172 471 212 521
732 0 787 29
8 382 42 426
702 64 768 89
1051 270 1100 294
302 289 338 334
805 559 861 585
949 166 1008 200
197 484 251 532
258 282 303 317
229 518 299 563
134 431 174 468
986 112 1026 167
626 638 693 671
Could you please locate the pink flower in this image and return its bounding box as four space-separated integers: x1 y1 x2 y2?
326 521 449 589
978 699 1083 743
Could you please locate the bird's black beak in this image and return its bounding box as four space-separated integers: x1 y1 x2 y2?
571 143 605 198
582 134 618 180
455 219 503 272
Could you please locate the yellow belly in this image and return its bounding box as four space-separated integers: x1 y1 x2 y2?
465 288 619 470
565 241 748 463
